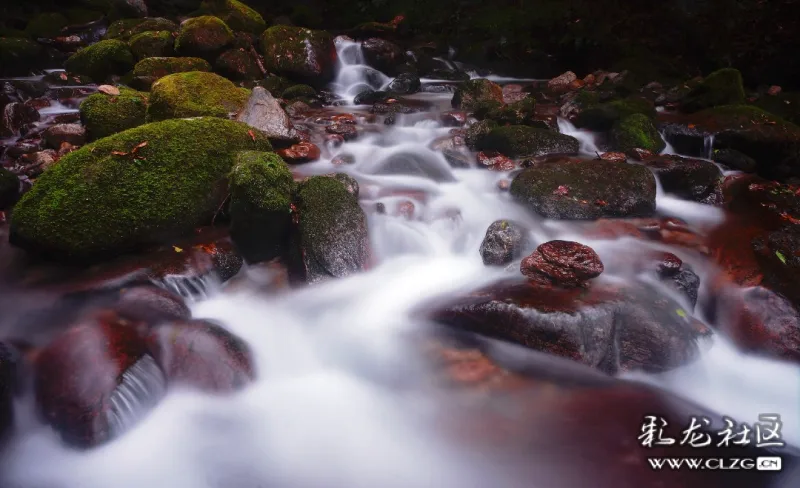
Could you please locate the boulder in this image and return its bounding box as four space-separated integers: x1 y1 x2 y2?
197 0 266 34
610 114 666 153
642 154 722 203
128 30 175 59
0 168 20 210
105 18 178 41
260 26 337 85
229 151 294 264
43 123 87 149
291 176 369 284
361 38 404 74
9 117 272 260
521 240 604 288
388 72 421 94
147 71 249 121
174 16 234 61
680 68 746 113
214 48 263 81
80 88 149 140
574 97 656 131
476 126 580 158
236 87 300 144
510 159 657 220
0 101 40 138
711 148 757 173
452 79 503 112
131 56 211 88
548 71 577 93
479 220 528 266
65 40 135 82
484 97 538 126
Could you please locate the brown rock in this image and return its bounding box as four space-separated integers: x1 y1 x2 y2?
548 71 577 93
277 142 321 164
326 123 358 140
440 111 468 127
477 151 515 171
521 240 604 288
600 151 627 163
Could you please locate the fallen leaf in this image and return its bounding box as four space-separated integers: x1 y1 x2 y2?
676 308 687 318
248 130 256 142
131 141 148 153
173 246 184 253
775 250 787 264
111 151 128 156
98 85 120 96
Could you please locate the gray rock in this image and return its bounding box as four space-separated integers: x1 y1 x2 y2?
479 220 528 266
43 124 87 149
236 87 300 145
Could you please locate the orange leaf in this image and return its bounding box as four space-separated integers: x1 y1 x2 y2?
111 151 128 156
131 141 148 153
248 130 256 142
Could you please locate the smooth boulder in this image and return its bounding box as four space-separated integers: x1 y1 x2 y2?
259 26 337 85
147 71 249 121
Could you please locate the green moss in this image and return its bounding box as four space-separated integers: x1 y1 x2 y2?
64 39 135 82
259 26 336 83
464 119 498 148
105 17 179 40
282 84 317 100
9 117 272 260
132 56 211 79
26 12 69 38
175 16 233 61
198 0 266 34
147 71 250 121
214 48 262 81
0 37 44 75
0 167 20 210
256 76 293 97
229 151 294 263
451 78 503 111
477 125 580 157
80 88 149 140
129 30 175 59
486 97 537 125
682 68 746 113
575 96 656 131
611 114 666 153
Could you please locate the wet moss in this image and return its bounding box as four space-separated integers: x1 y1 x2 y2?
464 119 498 149
477 125 580 157
681 68 746 113
611 114 666 153
147 71 250 121
26 12 68 38
175 16 234 61
256 76 293 97
132 56 211 80
9 117 272 260
486 97 538 125
105 18 178 40
0 167 20 210
198 0 266 34
451 78 503 112
575 96 656 131
129 30 175 60
64 39 135 82
229 151 294 263
80 88 149 140
282 84 317 100
259 25 336 83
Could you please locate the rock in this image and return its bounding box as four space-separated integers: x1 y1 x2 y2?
43 124 87 149
282 84 317 101
485 98 538 126
330 173 359 197
521 240 604 288
292 176 369 284
229 151 294 264
626 148 654 161
0 101 40 138
464 119 497 149
147 71 249 122
388 72 421 95
131 57 211 86
129 30 175 60
611 114 666 153
325 123 358 141
10 117 272 260
105 18 178 41
681 68 746 113
18 150 59 177
353 89 392 105
669 267 701 308
433 281 710 374
599 152 627 163
642 155 723 204
34 314 165 448
510 159 657 220
0 37 44 77
0 168 20 210
65 40 135 82
80 88 149 141
236 87 299 145
114 285 191 324
476 151 515 171
575 97 656 131
547 71 577 93
370 152 455 182
259 26 337 85
440 111 467 127
767 86 782 96
26 12 69 38
175 16 234 61
197 0 266 34
752 227 800 307
476 126 580 158
214 48 262 81
479 220 528 266
711 148 757 172
116 0 149 18
452 79 503 112
361 38 403 74
256 76 293 98
277 142 321 164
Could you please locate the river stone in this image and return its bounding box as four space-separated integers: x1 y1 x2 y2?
521 240 604 288
479 220 528 266
236 87 300 145
642 154 723 204
476 126 580 158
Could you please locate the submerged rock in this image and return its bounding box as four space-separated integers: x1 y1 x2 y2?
521 240 604 288
479 220 528 266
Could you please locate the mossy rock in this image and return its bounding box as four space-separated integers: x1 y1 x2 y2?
129 30 175 59
147 71 249 121
486 97 538 125
611 114 666 153
64 39 135 82
452 78 503 112
575 97 656 131
464 119 498 149
292 176 369 283
282 84 317 100
198 0 266 34
255 76 293 97
26 12 69 38
259 26 336 85
9 117 272 260
80 88 148 140
681 68 746 113
132 56 211 80
510 160 657 220
754 92 800 126
0 38 45 76
175 16 233 61
105 17 178 40
214 48 262 81
0 167 20 210
476 126 580 157
229 151 294 263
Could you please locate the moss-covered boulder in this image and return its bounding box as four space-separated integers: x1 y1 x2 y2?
681 68 746 113
129 30 175 59
510 159 657 220
282 84 317 101
105 17 178 41
0 168 20 210
476 126 580 158
611 114 666 153
575 97 656 131
147 71 249 121
26 12 68 38
485 97 538 126
64 40 135 82
80 88 149 140
214 48 262 81
229 151 294 263
198 0 266 34
451 78 504 112
292 176 369 284
175 16 233 61
9 117 272 260
256 76 293 98
132 56 211 83
0 38 44 76
754 92 800 126
259 26 337 85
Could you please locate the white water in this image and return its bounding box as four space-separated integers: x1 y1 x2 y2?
2 40 799 488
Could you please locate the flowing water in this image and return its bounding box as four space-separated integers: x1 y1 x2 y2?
1 40 799 488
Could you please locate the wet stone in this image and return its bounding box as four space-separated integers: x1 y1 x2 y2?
479 220 528 266
326 123 358 141
521 240 604 288
476 151 515 171
277 142 321 164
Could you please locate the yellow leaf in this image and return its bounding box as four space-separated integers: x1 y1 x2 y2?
173 246 183 253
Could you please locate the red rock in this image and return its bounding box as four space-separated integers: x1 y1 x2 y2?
497 179 510 191
600 151 627 163
548 71 577 93
477 151 515 171
583 73 596 85
97 85 120 96
521 240 604 288
767 85 782 96
440 111 467 127
326 123 358 140
277 141 321 164
655 252 683 276
331 113 357 124
625 148 654 161
569 79 585 90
